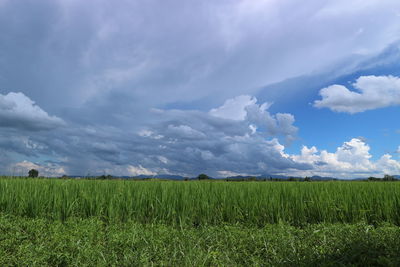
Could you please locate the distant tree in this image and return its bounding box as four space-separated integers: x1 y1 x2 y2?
28 169 39 178
304 177 312 182
197 173 209 180
383 174 395 181
97 174 113 180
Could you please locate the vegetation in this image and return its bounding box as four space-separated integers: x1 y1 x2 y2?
0 215 400 266
0 178 399 226
369 174 397 181
1 177 400 265
197 173 209 180
28 169 39 178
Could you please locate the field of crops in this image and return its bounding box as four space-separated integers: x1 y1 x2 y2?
1 177 400 266
1 215 400 266
0 178 399 225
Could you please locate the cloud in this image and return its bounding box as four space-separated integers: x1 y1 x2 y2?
12 160 66 177
0 134 46 157
0 92 65 131
1 0 400 114
119 96 305 176
126 165 156 176
166 125 206 140
290 138 400 177
210 95 297 141
314 75 400 113
1 1 400 178
210 95 259 120
0 95 305 177
2 95 399 178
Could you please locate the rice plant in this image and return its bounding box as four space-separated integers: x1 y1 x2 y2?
0 178 399 226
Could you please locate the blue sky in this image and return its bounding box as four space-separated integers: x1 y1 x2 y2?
1 0 400 178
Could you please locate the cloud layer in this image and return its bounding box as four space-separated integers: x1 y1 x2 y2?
0 94 309 177
314 75 400 113
1 92 399 178
1 1 400 177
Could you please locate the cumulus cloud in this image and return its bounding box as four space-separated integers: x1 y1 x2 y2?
314 75 400 113
209 95 259 120
0 92 65 131
290 138 400 177
210 95 297 141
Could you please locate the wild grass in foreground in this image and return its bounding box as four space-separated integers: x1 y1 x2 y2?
0 178 399 226
0 215 399 266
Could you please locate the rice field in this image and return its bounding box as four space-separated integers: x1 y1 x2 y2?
1 177 400 265
0 177 399 226
1 215 400 266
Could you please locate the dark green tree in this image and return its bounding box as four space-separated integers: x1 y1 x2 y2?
197 173 209 180
28 169 39 178
383 174 395 181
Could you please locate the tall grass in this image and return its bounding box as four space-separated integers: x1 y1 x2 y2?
0 178 399 226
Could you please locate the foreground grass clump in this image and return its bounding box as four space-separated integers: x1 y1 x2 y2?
0 215 399 266
0 178 400 225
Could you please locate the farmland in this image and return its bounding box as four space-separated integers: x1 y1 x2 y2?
1 178 400 265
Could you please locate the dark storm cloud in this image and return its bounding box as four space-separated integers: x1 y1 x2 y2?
9 97 309 177
2 0 399 112
1 0 400 176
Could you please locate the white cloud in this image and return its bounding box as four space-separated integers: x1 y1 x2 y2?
127 165 156 176
12 160 66 177
210 95 297 141
0 92 65 130
314 75 400 113
291 138 400 178
209 95 259 121
376 154 400 174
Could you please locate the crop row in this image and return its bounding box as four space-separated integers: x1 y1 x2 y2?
0 178 399 225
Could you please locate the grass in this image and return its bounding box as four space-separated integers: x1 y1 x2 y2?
0 178 399 226
1 215 400 266
1 177 400 266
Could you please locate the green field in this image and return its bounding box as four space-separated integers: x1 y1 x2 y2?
1 178 400 266
1 178 400 225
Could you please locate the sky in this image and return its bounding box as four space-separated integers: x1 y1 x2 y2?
1 0 400 178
